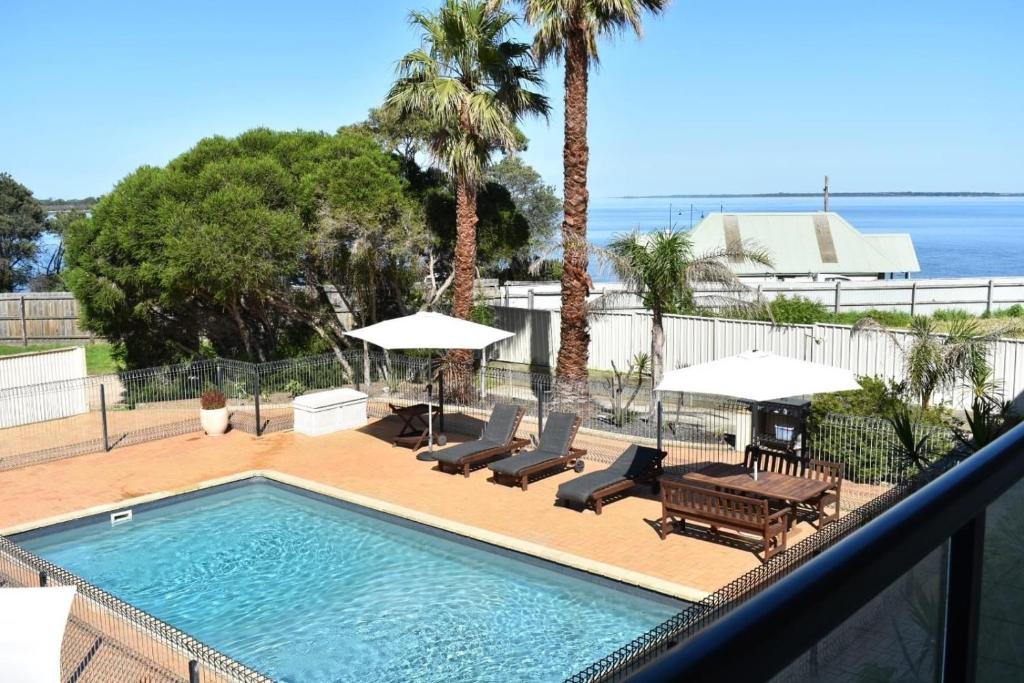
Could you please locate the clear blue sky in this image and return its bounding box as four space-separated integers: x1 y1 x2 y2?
3 0 1022 199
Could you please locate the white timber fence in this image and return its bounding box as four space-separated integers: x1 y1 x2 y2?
488 306 1024 411
0 347 89 428
493 277 1024 316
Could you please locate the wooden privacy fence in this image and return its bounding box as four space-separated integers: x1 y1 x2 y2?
489 306 1024 410
0 292 96 345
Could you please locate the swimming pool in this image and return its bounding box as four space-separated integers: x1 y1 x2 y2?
16 479 683 682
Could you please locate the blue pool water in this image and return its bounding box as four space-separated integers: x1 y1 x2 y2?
17 481 682 682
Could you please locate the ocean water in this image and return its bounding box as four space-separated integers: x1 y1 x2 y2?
18 482 681 683
588 195 1024 280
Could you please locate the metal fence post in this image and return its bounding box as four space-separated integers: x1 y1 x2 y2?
833 281 842 314
188 659 200 683
253 366 262 437
910 282 918 316
100 383 109 452
986 279 995 315
656 399 663 453
537 391 545 440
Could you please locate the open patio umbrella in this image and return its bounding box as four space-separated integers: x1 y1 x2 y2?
345 312 514 460
654 350 860 402
655 350 860 480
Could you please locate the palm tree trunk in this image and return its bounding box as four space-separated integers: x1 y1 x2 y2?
451 178 478 320
651 309 665 390
555 22 591 395
448 178 478 401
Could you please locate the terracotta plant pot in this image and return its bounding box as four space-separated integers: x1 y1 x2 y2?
200 407 229 436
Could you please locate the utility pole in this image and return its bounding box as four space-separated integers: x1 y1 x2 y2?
823 175 830 212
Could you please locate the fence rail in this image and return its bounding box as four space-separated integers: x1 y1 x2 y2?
491 277 1024 317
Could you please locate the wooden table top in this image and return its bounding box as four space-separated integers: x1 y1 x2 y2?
679 463 830 503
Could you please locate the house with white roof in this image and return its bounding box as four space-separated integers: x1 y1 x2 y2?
687 212 920 281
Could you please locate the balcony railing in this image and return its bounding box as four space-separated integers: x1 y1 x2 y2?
627 421 1024 682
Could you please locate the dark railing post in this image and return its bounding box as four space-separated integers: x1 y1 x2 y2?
38 570 48 586
537 391 545 440
943 512 985 682
253 365 262 437
188 659 199 683
656 399 663 453
100 383 109 452
438 364 445 434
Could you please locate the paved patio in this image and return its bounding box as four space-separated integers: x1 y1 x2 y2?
0 414 824 600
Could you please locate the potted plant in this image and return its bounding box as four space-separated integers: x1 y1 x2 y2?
200 388 229 436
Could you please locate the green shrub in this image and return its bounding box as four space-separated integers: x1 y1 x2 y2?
809 376 954 483
769 295 829 325
932 308 970 322
829 309 915 327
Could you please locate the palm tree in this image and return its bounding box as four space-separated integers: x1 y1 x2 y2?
602 228 772 390
854 316 1016 409
514 0 670 394
386 0 548 326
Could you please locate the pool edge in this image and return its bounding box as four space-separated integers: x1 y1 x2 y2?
3 468 711 603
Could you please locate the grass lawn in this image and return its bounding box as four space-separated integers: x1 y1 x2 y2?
0 342 119 375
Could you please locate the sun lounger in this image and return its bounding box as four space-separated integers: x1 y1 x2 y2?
488 412 584 490
555 445 667 514
434 403 529 477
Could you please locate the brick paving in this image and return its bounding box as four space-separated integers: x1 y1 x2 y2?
0 414 826 598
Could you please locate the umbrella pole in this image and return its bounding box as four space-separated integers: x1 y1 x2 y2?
417 356 438 462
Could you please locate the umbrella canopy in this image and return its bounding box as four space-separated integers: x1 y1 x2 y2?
344 311 513 350
655 350 861 402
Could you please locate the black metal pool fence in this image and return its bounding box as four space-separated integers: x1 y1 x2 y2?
0 350 951 493
0 349 959 681
0 535 272 683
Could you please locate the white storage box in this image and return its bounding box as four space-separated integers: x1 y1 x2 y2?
292 388 368 436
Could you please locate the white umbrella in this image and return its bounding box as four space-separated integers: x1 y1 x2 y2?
0 586 76 683
345 312 514 458
655 350 860 401
655 350 860 480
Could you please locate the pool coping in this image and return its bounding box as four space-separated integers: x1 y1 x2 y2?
1 469 711 602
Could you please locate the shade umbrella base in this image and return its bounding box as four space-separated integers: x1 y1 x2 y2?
416 452 438 461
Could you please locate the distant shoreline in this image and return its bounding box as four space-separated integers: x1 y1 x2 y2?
614 192 1024 199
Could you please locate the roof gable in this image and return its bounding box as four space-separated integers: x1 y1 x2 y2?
687 212 920 275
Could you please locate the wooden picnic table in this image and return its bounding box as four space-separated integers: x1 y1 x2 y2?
679 463 831 528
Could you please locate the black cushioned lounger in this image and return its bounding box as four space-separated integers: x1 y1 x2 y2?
555 445 667 514
488 412 583 490
433 403 528 477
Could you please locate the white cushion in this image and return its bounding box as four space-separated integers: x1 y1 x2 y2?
0 586 76 683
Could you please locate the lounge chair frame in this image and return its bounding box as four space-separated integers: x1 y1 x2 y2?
577 449 666 515
435 406 529 477
489 415 583 491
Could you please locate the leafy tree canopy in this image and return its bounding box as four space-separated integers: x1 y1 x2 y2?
0 172 46 291
65 128 426 367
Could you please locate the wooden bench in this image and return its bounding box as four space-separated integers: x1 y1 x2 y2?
659 479 789 562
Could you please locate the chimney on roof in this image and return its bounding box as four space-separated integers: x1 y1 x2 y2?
823 175 830 212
